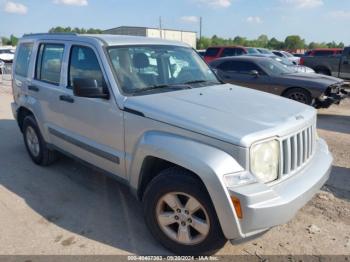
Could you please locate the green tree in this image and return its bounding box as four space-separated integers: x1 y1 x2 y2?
48 26 102 34
284 35 306 50
267 37 284 50
256 34 269 48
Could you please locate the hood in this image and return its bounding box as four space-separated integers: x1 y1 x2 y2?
0 53 14 62
124 84 316 147
280 72 343 86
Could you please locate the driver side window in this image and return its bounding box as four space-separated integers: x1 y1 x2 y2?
68 45 106 89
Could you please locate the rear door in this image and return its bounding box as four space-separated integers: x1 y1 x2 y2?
25 41 67 143
204 47 221 63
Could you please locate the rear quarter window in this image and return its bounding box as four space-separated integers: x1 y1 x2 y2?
14 43 34 77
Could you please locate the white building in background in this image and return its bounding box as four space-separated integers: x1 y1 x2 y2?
103 26 197 49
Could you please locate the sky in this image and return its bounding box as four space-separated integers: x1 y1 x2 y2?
1 0 350 44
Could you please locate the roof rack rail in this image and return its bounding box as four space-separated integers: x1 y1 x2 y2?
23 32 79 37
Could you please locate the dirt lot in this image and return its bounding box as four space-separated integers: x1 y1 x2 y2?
0 79 349 256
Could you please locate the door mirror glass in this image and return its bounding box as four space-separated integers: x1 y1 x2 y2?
73 78 109 99
250 70 259 77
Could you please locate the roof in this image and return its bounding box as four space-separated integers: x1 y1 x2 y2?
310 48 342 51
21 33 190 47
210 55 270 64
104 26 196 34
207 45 246 49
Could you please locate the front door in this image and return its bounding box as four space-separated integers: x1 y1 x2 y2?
50 44 125 178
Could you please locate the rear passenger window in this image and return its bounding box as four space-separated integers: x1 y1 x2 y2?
36 44 64 85
221 48 236 57
218 61 263 74
235 48 245 56
313 51 334 56
205 48 220 57
68 46 106 88
15 43 33 77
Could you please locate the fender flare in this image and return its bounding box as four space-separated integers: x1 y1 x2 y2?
128 131 245 239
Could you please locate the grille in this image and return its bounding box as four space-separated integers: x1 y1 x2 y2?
280 124 316 176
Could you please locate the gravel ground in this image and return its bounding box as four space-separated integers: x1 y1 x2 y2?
0 80 349 256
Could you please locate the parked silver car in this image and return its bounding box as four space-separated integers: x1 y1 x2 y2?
11 34 332 255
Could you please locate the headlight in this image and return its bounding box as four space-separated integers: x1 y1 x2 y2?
251 139 280 183
224 172 256 188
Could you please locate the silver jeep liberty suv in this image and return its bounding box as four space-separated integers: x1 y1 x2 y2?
11 33 333 255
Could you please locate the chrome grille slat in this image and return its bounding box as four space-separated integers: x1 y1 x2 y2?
302 130 307 162
280 123 316 177
291 136 297 171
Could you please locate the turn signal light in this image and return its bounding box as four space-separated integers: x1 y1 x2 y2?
231 196 243 219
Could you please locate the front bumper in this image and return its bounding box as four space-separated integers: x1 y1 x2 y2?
315 84 349 108
227 138 332 240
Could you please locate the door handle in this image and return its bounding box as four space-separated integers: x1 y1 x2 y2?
28 85 39 92
59 95 74 103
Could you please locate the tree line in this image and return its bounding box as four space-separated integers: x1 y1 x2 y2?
197 34 345 51
2 27 346 51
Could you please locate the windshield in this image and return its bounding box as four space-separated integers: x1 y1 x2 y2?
273 56 294 66
282 51 293 57
258 48 273 55
258 58 295 76
108 45 220 95
247 48 259 54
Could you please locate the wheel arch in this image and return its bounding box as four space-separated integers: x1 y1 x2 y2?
128 131 245 239
17 106 35 132
314 65 331 75
282 86 313 99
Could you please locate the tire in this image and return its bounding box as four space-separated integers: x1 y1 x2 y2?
315 68 330 76
283 88 313 105
23 115 57 166
143 167 227 255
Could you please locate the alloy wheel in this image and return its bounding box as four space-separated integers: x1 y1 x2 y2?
156 192 210 245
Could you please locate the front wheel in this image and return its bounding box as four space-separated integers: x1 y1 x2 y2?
143 167 227 255
283 88 313 105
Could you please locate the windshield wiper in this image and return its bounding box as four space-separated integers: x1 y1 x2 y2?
132 84 192 94
184 80 222 85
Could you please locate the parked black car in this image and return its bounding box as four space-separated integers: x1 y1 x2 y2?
210 56 347 108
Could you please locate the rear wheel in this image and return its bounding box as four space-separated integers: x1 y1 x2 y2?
315 68 331 76
283 88 313 105
23 116 58 166
143 167 227 255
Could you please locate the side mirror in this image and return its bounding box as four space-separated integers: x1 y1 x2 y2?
250 70 259 77
73 78 109 99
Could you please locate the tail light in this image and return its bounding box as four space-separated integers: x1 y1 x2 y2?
300 57 305 65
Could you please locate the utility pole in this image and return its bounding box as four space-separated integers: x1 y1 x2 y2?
159 16 163 39
199 16 202 40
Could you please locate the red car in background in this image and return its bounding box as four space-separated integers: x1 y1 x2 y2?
304 48 343 57
203 46 259 63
